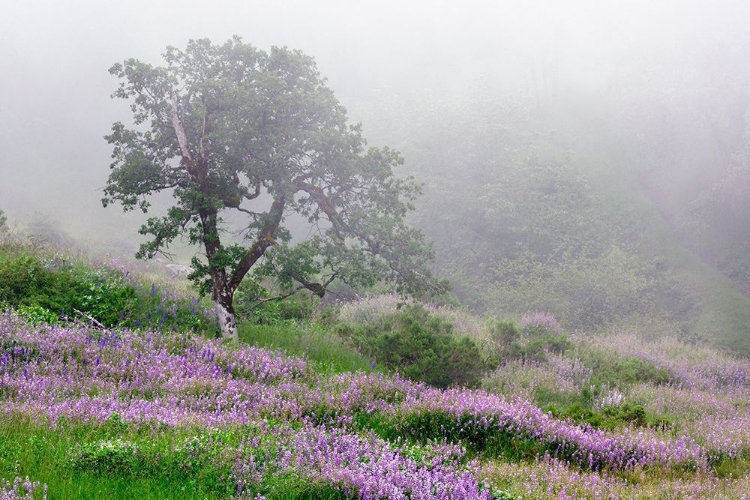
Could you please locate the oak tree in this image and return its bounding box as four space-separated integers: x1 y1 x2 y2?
102 37 444 339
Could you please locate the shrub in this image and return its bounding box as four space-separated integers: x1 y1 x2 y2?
0 242 216 333
14 304 58 325
488 317 571 363
68 438 144 475
580 351 672 387
338 304 491 388
542 395 671 431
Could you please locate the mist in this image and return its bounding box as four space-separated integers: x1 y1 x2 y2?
2 0 745 225
3 0 750 347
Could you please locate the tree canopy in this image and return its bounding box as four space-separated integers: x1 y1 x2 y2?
102 36 445 339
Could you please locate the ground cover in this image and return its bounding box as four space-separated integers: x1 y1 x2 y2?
3 308 750 498
3 242 750 498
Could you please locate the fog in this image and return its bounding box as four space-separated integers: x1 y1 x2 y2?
3 0 750 342
3 0 747 232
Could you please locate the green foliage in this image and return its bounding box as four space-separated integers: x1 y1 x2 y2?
0 208 7 234
360 409 543 463
0 247 85 315
542 400 671 431
0 415 242 499
13 304 59 325
0 241 216 333
488 319 571 363
78 277 138 326
581 351 673 387
490 321 520 346
234 278 315 325
710 448 750 479
68 438 144 475
491 490 519 500
253 472 350 499
338 304 492 388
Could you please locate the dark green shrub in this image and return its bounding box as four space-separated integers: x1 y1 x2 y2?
275 294 314 321
603 402 647 427
375 409 545 461
339 304 490 388
543 334 572 354
489 320 520 346
582 353 672 387
77 277 138 326
544 400 667 431
553 403 605 429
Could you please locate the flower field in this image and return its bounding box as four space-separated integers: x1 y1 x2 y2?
3 307 750 499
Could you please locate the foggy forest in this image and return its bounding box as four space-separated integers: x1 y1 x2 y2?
3 0 750 498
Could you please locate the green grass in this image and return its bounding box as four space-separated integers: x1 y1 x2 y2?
0 410 360 499
0 415 235 500
239 321 375 374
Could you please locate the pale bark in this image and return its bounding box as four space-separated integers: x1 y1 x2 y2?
214 301 238 341
169 94 192 162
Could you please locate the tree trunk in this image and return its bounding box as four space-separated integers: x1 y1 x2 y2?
214 289 238 341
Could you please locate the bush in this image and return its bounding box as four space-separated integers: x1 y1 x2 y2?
14 304 59 325
338 304 491 388
68 438 144 475
579 351 672 387
0 242 216 333
544 401 667 431
488 317 571 363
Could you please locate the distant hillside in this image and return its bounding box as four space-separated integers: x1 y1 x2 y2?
348 79 750 356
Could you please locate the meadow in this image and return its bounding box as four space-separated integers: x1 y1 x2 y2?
3 242 750 498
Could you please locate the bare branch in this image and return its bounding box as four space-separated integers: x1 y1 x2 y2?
292 179 346 239
169 91 192 162
72 309 108 330
245 182 262 200
251 285 308 307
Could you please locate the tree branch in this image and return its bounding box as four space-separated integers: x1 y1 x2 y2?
292 179 347 240
228 193 286 292
251 285 308 307
293 178 384 254
72 309 108 330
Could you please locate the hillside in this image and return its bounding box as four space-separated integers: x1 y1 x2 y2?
345 80 750 357
3 243 750 498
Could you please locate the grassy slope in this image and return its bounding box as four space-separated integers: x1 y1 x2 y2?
620 182 750 355
569 124 750 356
4 229 750 497
3 248 750 498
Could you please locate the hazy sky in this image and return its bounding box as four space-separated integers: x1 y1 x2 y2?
1 0 748 246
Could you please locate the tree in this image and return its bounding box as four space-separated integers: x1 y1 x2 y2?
102 37 445 339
